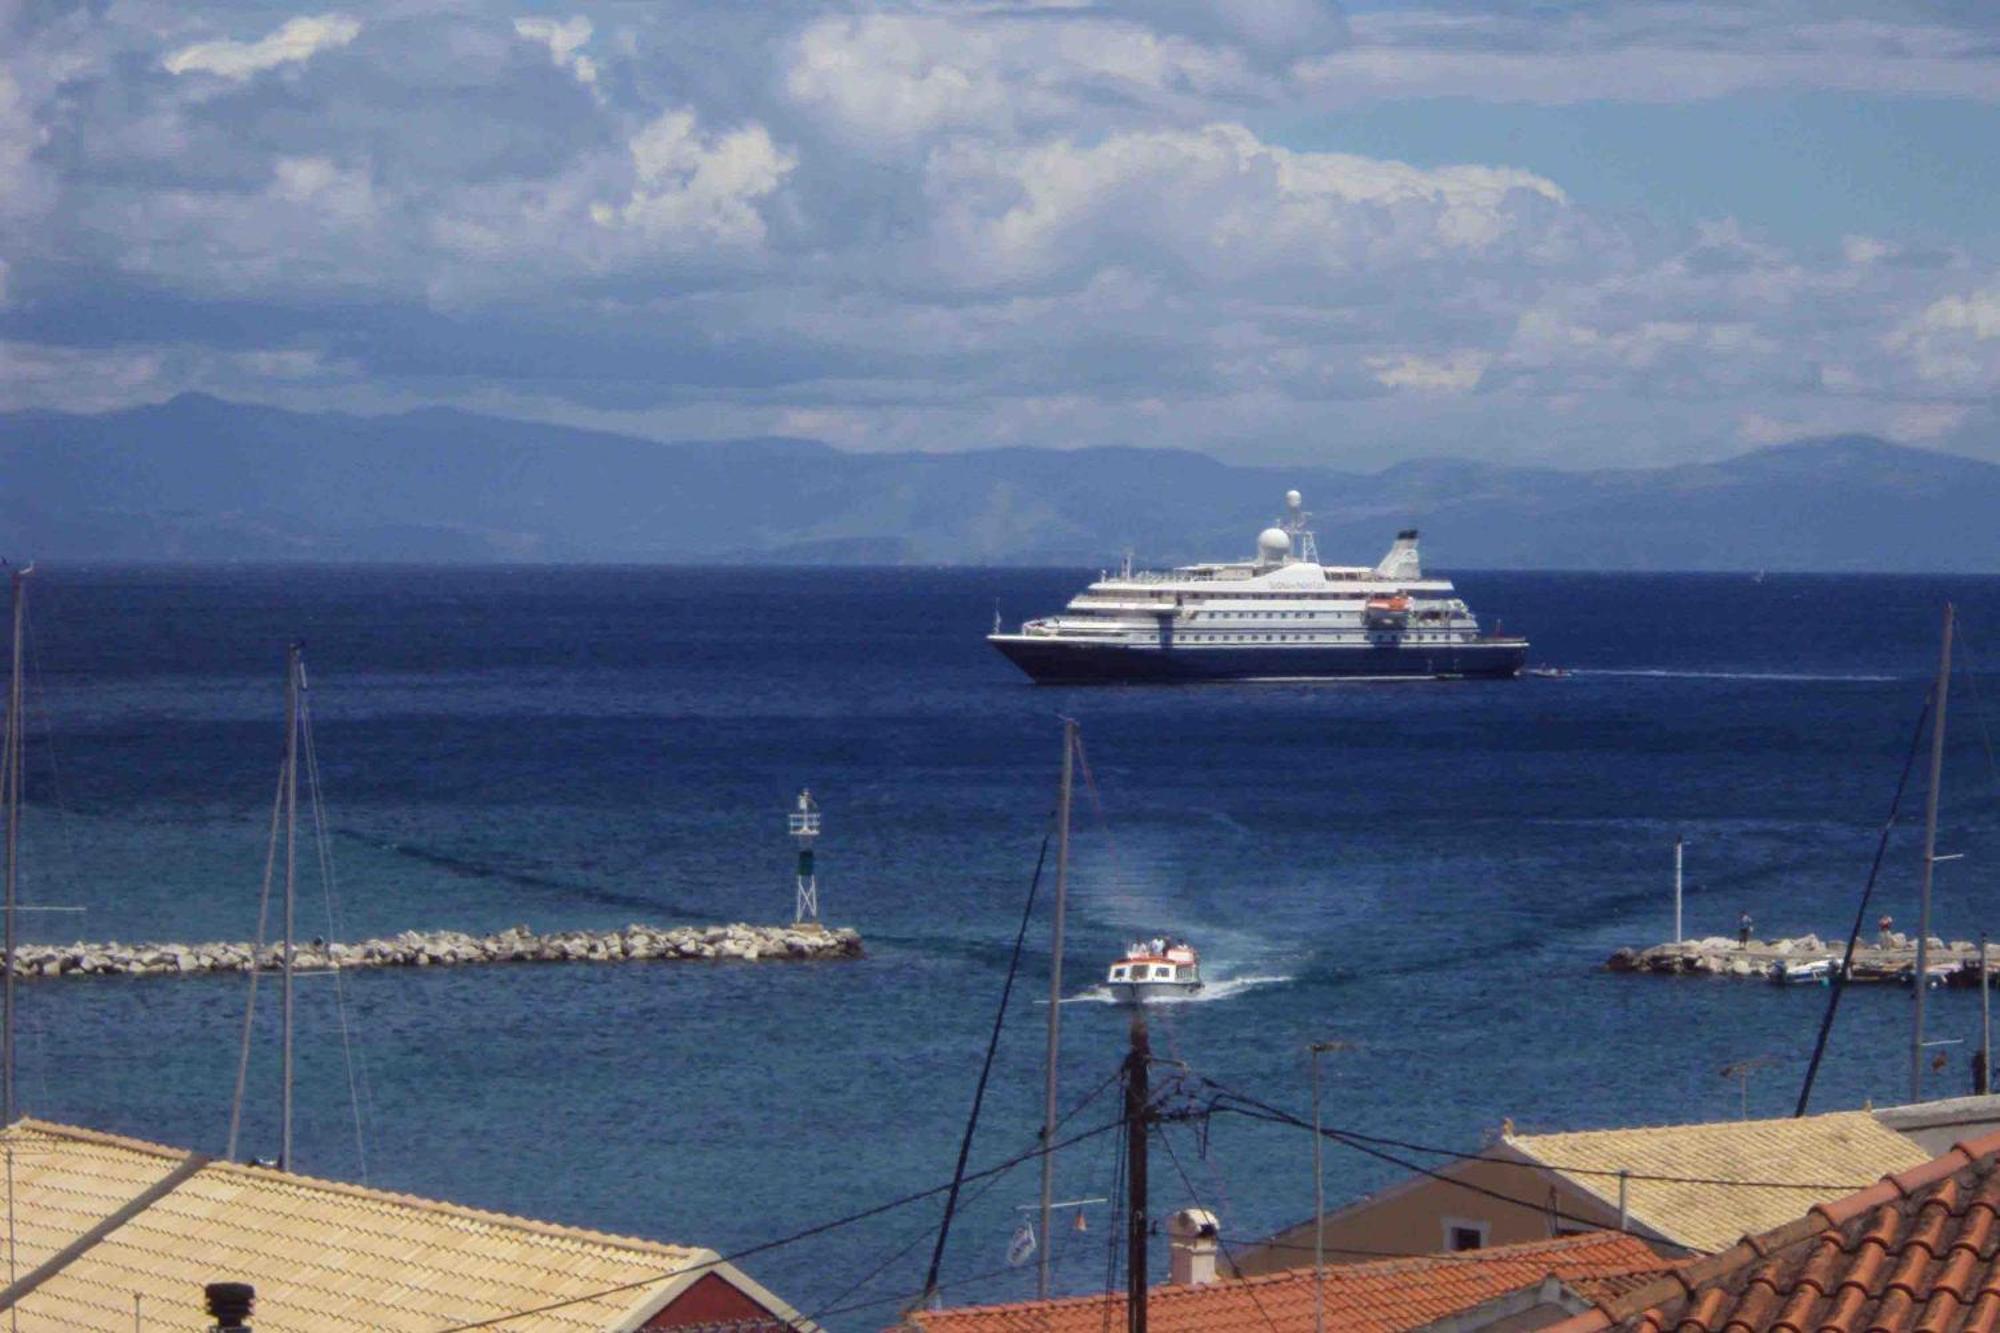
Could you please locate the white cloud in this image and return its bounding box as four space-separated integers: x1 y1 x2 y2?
1886 401 1971 442
164 14 361 81
14 0 2000 467
270 156 377 227
514 16 598 87
0 341 168 412
785 14 1273 142
1842 235 1893 266
923 122 1570 289
1887 284 2000 388
592 110 794 248
1908 286 2000 341
0 65 51 217
1368 351 1490 395
1297 10 2000 106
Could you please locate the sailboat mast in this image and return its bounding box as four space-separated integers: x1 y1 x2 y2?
1037 718 1076 1300
280 643 300 1169
2 565 31 1126
1912 603 1953 1103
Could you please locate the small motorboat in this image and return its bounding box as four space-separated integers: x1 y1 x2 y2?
1106 938 1202 1003
1898 960 1956 989
1524 666 1571 680
1768 957 1835 985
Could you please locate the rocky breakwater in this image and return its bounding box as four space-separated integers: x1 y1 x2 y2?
1606 932 1995 984
6 922 863 980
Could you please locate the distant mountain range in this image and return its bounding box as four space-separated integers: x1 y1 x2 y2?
2 394 1995 571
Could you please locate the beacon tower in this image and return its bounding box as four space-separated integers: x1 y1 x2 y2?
788 789 820 924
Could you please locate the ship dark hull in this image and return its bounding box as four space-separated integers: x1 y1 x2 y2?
989 635 1528 684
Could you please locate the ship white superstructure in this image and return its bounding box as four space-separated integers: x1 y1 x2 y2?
987 492 1526 684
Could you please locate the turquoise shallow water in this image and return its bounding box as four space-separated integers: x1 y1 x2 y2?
12 566 2000 1325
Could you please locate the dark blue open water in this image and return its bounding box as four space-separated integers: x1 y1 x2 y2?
13 566 2000 1326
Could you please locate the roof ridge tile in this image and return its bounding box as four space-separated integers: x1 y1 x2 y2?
1885 1147 1974 1203
1816 1180 1902 1229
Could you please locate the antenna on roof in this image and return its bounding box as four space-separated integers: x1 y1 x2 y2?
1719 1056 1776 1120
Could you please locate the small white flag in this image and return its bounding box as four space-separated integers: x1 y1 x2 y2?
1007 1221 1037 1267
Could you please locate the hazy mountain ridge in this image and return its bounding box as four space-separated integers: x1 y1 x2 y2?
2 395 1995 571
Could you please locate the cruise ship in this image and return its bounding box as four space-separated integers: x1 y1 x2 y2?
988 491 1527 684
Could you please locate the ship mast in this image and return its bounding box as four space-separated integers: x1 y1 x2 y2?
2 564 31 1125
1911 604 1953 1102
1282 490 1318 565
1037 718 1076 1300
280 643 301 1169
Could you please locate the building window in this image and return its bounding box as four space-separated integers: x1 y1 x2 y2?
1443 1219 1488 1252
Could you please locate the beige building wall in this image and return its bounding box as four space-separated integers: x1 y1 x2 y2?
1228 1154 1679 1278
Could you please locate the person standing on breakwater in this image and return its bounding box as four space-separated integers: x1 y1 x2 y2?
1738 911 1753 947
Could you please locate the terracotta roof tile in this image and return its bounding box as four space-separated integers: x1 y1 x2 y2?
1547 1135 2000 1333
899 1230 1665 1333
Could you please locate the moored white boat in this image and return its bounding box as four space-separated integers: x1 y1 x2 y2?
1768 957 1836 985
1105 938 1202 1003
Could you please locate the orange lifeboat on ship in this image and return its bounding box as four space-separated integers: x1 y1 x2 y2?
1364 594 1411 630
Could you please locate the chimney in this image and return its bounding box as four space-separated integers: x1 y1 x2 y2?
205 1281 254 1331
1167 1208 1220 1286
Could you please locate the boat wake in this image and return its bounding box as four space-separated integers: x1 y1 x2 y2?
1582 668 1900 683
1062 974 1292 1005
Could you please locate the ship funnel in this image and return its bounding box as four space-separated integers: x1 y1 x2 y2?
1373 529 1421 581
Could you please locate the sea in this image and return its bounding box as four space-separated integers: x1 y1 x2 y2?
13 565 2000 1326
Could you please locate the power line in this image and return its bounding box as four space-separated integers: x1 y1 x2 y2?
816 1243 1108 1325
804 1067 1125 1326
1197 1078 1881 1193
433 1117 1125 1331
1156 1122 1281 1333
1212 1103 1641 1240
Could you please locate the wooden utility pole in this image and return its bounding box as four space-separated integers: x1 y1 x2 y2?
1125 1009 1149 1333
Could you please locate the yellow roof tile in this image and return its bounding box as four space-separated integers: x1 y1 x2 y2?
1505 1109 1931 1252
0 1118 805 1332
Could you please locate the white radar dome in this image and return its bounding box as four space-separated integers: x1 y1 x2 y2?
1257 527 1292 559
1285 490 1302 509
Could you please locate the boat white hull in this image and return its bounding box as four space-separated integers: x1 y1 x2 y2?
1107 980 1203 1004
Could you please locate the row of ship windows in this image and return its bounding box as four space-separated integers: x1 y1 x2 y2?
1187 612 1464 622
1122 589 1437 598
1185 633 1461 642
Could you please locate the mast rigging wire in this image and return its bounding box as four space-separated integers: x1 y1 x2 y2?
224 757 287 1163
920 829 1052 1304
299 684 375 1183
1793 687 1936 1116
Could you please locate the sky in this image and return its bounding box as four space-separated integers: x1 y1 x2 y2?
3 0 2000 469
